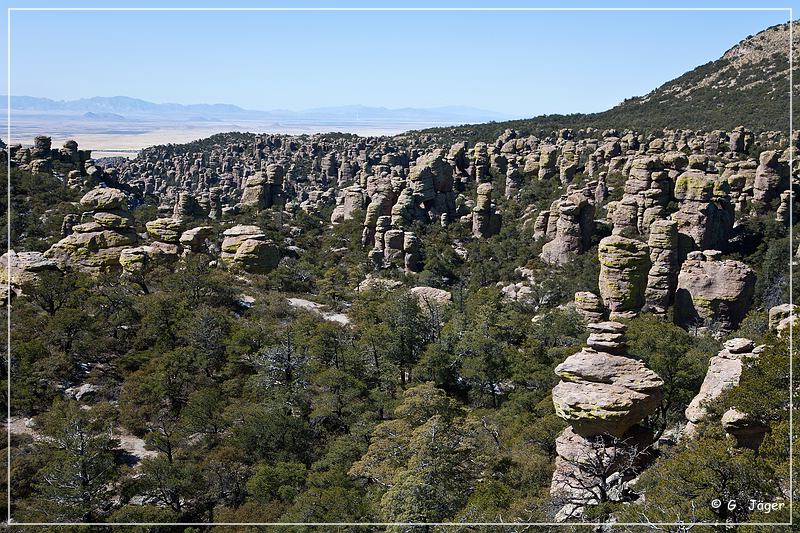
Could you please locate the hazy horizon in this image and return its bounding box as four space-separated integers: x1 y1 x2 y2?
3 1 789 117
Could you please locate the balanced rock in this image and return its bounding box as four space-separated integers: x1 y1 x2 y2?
552 322 663 437
145 218 184 244
45 186 137 274
551 322 663 518
574 291 604 323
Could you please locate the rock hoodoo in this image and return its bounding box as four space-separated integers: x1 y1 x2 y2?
551 322 663 519
597 235 651 320
674 251 755 332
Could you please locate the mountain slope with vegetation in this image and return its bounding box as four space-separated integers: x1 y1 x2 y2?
419 21 798 143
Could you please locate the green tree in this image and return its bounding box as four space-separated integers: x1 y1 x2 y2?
29 400 120 521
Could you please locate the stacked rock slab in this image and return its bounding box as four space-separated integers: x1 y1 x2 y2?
369 216 422 272
610 156 672 238
330 185 366 223
671 166 734 254
472 183 502 238
173 191 206 221
644 219 679 312
179 226 214 253
540 188 595 266
551 322 663 518
45 187 137 274
752 150 788 208
684 338 765 448
120 217 184 276
219 225 279 274
597 235 651 320
574 291 604 323
674 250 755 332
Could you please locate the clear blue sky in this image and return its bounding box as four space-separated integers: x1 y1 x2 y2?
1 0 793 118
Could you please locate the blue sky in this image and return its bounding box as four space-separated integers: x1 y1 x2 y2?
0 0 793 118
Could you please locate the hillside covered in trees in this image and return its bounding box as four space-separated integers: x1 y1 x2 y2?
417 22 798 144
1 16 798 531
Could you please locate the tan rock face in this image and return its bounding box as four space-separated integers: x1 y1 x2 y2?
645 219 678 312
550 322 662 516
472 183 501 238
552 322 663 437
684 338 758 431
768 303 797 332
598 235 650 320
145 218 184 244
610 155 672 238
550 425 654 508
540 188 595 266
753 149 789 207
0 251 60 297
219 224 279 274
409 286 452 310
671 169 734 252
179 226 214 253
553 351 663 437
80 187 128 211
45 186 137 274
574 291 604 323
674 252 755 332
721 408 769 450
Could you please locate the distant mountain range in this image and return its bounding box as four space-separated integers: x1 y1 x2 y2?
2 95 509 124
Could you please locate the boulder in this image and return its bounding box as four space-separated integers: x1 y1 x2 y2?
179 226 214 253
674 252 755 332
80 187 127 211
540 188 595 266
145 218 184 244
409 286 452 309
574 291 604 323
219 225 278 274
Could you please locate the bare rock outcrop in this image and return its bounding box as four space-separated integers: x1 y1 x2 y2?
610 156 672 238
674 251 755 332
551 322 663 519
552 322 663 437
45 187 137 274
219 225 279 274
768 303 797 337
672 167 734 253
598 235 650 320
0 251 60 299
472 183 502 238
684 338 762 445
574 291 604 323
540 188 595 265
752 149 789 208
644 219 678 312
